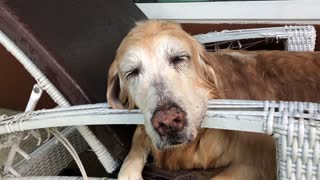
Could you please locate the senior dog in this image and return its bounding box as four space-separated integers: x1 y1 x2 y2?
107 20 320 180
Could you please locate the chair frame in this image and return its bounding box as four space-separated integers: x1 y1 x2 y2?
0 25 318 180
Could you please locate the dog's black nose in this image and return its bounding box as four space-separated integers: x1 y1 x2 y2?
151 104 186 136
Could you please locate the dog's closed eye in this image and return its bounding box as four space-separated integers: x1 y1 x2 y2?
170 54 190 65
125 67 140 80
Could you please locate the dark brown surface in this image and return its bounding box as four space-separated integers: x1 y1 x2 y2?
0 43 56 111
0 0 147 105
0 0 147 174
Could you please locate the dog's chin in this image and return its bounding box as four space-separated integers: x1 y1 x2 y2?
155 133 196 151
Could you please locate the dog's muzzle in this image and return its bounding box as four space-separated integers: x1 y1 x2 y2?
151 103 186 138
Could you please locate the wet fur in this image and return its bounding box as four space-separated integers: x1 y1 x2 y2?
107 20 320 180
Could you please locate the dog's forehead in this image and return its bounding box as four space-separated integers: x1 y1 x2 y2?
156 35 191 52
119 34 192 67
119 47 146 70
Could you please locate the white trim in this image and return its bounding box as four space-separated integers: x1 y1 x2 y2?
136 1 320 24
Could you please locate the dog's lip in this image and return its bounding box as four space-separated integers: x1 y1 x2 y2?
156 132 195 150
157 140 192 151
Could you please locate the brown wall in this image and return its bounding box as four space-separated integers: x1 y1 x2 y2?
0 44 55 111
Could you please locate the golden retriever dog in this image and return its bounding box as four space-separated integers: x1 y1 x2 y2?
107 20 320 180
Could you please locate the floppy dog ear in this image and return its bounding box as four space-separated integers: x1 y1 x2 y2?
107 61 135 109
107 61 124 109
198 45 220 88
190 37 222 98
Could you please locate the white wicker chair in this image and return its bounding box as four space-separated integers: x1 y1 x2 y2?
0 25 318 180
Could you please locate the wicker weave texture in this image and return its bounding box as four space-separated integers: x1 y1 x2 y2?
284 26 316 52
1 100 319 179
265 101 320 180
194 25 316 52
14 127 88 176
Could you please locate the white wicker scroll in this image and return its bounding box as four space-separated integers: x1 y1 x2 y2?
0 100 319 180
194 26 316 52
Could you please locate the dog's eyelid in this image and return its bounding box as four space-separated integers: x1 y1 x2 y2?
176 51 190 57
181 54 191 59
121 60 143 80
124 67 141 80
170 54 190 65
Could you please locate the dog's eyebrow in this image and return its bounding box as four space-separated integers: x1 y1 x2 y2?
120 61 142 74
164 49 191 65
167 48 189 57
119 52 142 69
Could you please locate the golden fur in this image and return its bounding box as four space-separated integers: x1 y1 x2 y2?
107 20 320 180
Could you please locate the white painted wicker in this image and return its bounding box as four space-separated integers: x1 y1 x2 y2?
194 26 316 52
1 100 320 180
0 30 118 178
269 102 320 180
284 26 316 52
13 127 88 177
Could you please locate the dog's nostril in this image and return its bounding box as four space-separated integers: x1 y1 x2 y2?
159 122 166 128
173 117 181 123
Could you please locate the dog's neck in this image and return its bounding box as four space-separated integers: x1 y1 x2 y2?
207 51 276 100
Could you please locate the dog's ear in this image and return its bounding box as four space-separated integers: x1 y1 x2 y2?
190 37 222 98
107 61 135 109
107 61 124 109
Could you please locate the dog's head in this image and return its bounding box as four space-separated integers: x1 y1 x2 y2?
107 21 220 150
